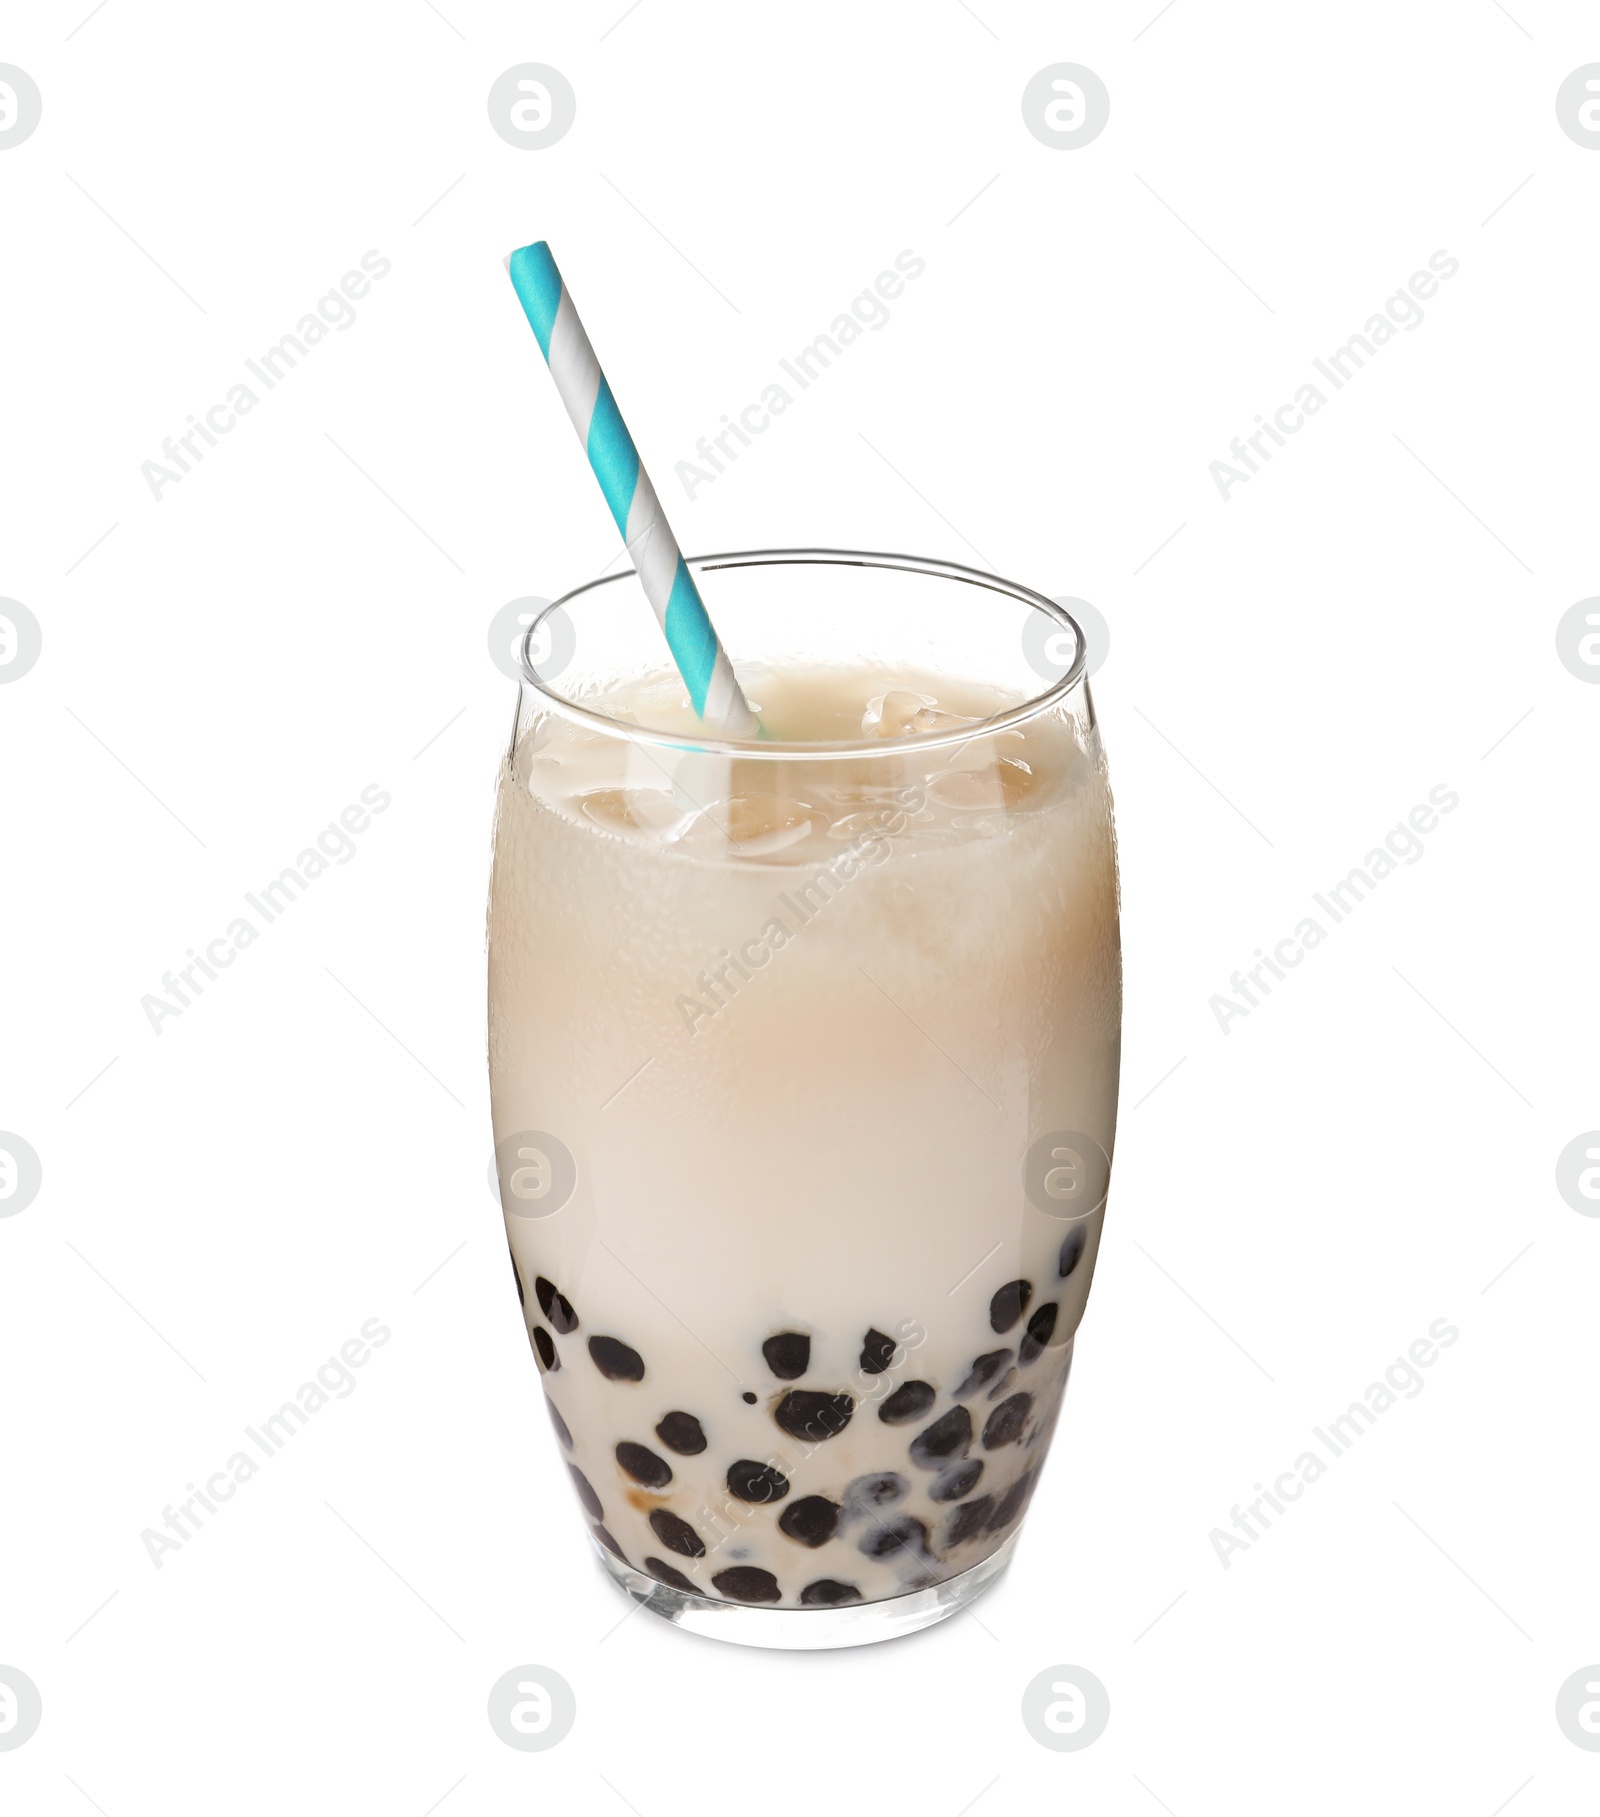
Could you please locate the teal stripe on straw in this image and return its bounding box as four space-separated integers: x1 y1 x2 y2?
506 241 562 358
662 557 717 714
585 377 640 536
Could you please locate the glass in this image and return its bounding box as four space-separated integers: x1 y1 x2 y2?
487 549 1121 1649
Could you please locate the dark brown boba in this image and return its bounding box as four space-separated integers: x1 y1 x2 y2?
1059 1225 1087 1278
778 1496 841 1548
712 1566 782 1604
726 1459 790 1503
774 1390 854 1443
982 1392 1033 1449
843 1472 908 1519
800 1579 861 1605
954 1349 1012 1399
531 1326 559 1371
592 1523 626 1560
909 1406 972 1469
762 1332 810 1379
544 1396 573 1449
534 1276 579 1334
1019 1302 1058 1366
930 1458 984 1502
986 1465 1039 1532
859 1328 897 1374
569 1466 603 1520
615 1441 672 1488
944 1494 995 1547
588 1335 645 1382
858 1515 929 1562
986 1366 1018 1401
648 1509 706 1558
654 1411 707 1455
989 1279 1033 1333
878 1380 936 1425
644 1555 696 1593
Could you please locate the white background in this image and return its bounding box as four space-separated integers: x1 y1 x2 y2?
3 0 1598 1810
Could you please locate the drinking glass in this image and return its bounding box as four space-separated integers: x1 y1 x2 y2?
488 549 1120 1649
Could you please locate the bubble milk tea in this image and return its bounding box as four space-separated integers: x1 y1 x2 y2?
488 663 1121 1611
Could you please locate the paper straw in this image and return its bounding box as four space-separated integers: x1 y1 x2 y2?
505 241 760 739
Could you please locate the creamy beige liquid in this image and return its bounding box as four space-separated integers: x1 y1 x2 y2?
488 665 1120 1608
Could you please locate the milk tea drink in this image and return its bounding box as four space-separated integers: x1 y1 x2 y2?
488 655 1120 1616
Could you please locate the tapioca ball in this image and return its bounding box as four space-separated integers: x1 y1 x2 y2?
591 1523 626 1560
989 1279 1033 1333
509 1252 525 1307
843 1472 909 1517
568 1466 604 1520
954 1349 1012 1399
712 1566 782 1604
986 1465 1039 1533
727 1459 791 1503
779 1495 842 1547
944 1495 995 1547
986 1367 1018 1402
534 1276 579 1334
909 1406 973 1469
544 1395 573 1449
741 1391 757 1404
644 1555 696 1593
648 1509 705 1558
1059 1226 1087 1278
800 1578 862 1606
982 1392 1033 1449
655 1410 707 1455
930 1459 984 1502
588 1335 645 1382
1019 1302 1058 1366
774 1390 854 1442
762 1331 811 1379
878 1380 936 1425
615 1441 672 1488
531 1326 558 1371
859 1328 897 1374
858 1515 929 1562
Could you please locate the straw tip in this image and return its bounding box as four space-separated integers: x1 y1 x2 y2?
505 240 552 271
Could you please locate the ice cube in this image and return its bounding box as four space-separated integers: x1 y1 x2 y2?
862 691 984 739
925 768 1002 810
576 788 688 837
684 794 824 858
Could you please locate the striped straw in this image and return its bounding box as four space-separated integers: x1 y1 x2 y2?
505 241 760 739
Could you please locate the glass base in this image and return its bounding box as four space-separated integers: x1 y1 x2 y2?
595 1530 1019 1651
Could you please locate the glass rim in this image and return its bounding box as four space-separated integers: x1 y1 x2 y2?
519 547 1087 760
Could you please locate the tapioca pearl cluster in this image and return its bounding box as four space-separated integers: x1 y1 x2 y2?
941 1463 1041 1549
534 1292 1067 1609
519 1277 670 1564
